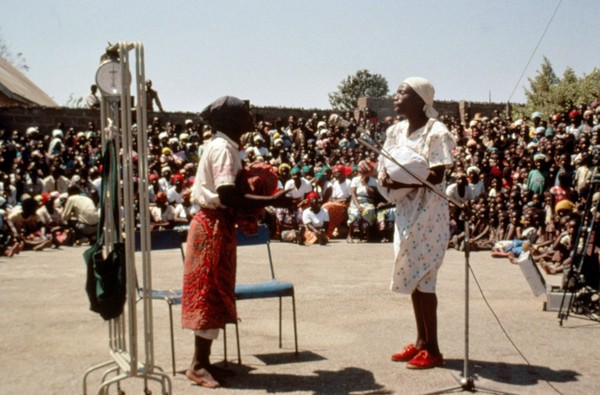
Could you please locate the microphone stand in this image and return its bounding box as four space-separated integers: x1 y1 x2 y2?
358 138 513 395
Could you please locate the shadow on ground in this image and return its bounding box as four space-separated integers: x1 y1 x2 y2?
219 366 389 394
440 358 579 388
254 351 327 365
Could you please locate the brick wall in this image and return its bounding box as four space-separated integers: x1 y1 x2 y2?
0 106 199 135
0 105 332 134
1 99 511 135
357 97 508 124
249 107 331 124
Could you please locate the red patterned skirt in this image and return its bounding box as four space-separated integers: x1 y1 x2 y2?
181 208 237 330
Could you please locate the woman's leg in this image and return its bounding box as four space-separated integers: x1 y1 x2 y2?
346 221 356 242
359 219 370 242
186 336 220 388
411 290 427 350
412 290 441 356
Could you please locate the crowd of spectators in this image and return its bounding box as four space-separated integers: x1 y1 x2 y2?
2 102 600 279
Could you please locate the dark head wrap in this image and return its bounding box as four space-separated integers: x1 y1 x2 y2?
199 96 250 134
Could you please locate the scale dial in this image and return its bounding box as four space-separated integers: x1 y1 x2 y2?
95 60 125 97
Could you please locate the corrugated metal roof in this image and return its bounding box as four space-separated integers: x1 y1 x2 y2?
0 56 58 107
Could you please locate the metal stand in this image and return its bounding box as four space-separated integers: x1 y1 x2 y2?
558 169 600 326
423 219 514 395
83 41 171 395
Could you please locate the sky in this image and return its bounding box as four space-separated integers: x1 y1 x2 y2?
2 0 599 112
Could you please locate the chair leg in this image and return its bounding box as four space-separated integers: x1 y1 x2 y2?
235 320 242 365
168 303 176 376
223 325 228 367
292 295 298 355
278 297 283 348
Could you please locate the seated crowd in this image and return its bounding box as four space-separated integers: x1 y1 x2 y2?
2 103 600 280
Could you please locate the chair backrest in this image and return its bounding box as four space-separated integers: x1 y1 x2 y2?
134 229 186 260
133 229 186 298
237 224 275 280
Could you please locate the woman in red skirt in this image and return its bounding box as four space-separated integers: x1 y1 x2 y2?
182 96 291 388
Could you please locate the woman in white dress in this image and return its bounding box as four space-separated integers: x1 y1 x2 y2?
347 160 378 242
378 77 456 369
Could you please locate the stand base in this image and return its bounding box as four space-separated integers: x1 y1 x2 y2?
422 375 518 395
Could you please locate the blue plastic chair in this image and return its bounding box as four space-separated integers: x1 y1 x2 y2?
134 229 186 376
224 224 299 364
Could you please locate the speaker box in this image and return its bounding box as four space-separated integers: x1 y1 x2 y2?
544 285 574 312
517 251 547 297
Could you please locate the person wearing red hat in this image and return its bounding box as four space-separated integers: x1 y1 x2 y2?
322 164 351 238
301 192 329 245
174 189 199 223
567 109 582 138
150 191 176 229
147 172 161 204
167 173 186 204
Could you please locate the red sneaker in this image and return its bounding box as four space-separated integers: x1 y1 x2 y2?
406 350 444 369
391 344 419 362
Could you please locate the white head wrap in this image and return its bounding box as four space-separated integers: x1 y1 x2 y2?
403 77 439 118
467 166 480 176
26 126 38 135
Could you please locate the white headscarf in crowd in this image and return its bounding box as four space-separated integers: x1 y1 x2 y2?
403 77 439 119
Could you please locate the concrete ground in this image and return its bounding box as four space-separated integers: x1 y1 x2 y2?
1 239 598 395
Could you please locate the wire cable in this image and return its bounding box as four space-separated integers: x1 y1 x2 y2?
468 263 563 394
507 0 563 103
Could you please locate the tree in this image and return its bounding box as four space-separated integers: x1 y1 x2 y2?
64 93 85 108
328 69 389 111
552 67 579 111
523 56 600 117
0 33 29 72
578 69 600 104
524 56 558 116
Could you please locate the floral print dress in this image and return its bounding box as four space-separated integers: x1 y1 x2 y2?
382 119 456 294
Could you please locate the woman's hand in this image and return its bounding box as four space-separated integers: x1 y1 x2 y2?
377 171 388 186
270 189 294 208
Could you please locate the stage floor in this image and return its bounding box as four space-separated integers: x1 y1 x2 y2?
1 240 595 394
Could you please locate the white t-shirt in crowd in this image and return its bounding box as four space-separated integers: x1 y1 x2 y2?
302 207 329 228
